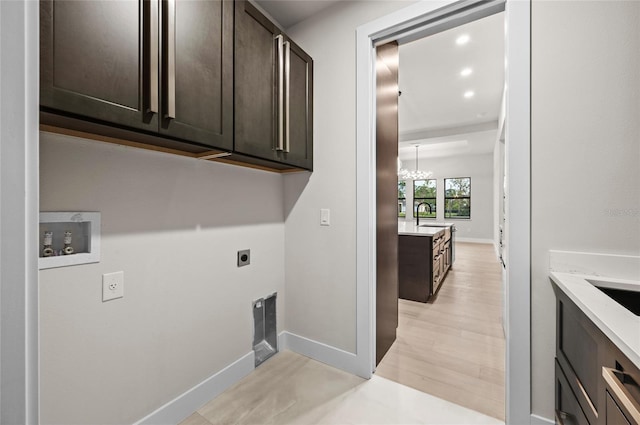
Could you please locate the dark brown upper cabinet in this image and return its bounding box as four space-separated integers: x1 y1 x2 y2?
40 0 233 151
234 1 313 171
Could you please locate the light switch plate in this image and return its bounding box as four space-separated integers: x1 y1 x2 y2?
103 271 124 302
320 209 330 226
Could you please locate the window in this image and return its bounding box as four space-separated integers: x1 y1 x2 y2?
413 179 436 219
398 181 406 217
445 177 471 219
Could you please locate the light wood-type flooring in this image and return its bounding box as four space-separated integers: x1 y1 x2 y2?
180 350 503 425
376 242 506 420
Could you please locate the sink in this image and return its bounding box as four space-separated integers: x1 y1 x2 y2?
587 278 640 316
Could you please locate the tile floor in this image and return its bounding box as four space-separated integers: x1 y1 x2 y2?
180 350 504 425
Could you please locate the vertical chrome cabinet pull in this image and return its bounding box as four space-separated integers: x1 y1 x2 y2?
165 0 176 119
602 367 640 424
148 0 159 114
283 40 291 153
275 34 284 151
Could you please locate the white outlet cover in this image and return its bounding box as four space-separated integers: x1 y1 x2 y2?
103 271 124 302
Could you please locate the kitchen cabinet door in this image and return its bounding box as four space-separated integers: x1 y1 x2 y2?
234 1 313 170
159 0 233 150
279 37 313 170
40 0 158 132
234 1 279 162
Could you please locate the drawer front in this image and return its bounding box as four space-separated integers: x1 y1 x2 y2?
558 298 599 418
557 361 590 425
606 391 631 425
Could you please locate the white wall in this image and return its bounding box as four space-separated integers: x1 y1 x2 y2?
531 0 640 419
283 0 416 353
39 132 285 424
401 153 495 241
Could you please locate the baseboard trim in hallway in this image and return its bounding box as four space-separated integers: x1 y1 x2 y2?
279 331 360 377
180 351 504 425
531 413 555 425
133 352 254 425
134 332 360 425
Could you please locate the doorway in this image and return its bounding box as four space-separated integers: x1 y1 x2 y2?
376 11 506 419
355 1 531 423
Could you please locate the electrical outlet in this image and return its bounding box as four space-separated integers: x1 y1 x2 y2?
238 249 250 267
103 271 124 302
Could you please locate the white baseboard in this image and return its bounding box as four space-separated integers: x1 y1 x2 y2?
456 237 494 244
134 351 255 425
279 331 361 376
134 333 362 425
531 413 554 425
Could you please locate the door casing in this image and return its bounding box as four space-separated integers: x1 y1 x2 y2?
355 1 531 423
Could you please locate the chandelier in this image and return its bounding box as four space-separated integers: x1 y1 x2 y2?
398 145 432 180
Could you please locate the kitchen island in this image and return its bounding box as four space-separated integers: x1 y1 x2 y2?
398 222 453 302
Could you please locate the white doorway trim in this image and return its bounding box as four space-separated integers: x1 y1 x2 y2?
0 0 40 423
355 1 531 423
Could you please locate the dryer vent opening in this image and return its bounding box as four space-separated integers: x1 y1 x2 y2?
253 293 277 367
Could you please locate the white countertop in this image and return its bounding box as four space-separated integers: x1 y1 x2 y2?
398 222 445 237
550 271 640 369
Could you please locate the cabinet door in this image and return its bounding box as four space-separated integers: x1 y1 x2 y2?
234 1 279 161
159 0 233 150
40 0 158 132
280 38 313 170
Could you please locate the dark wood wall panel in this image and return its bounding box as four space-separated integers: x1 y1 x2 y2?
376 41 399 365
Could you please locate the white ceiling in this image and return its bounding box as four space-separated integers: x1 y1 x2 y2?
398 12 505 160
254 0 342 29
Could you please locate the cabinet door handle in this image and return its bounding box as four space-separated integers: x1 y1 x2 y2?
555 409 574 425
275 34 284 151
283 40 290 153
602 367 640 424
148 0 159 114
165 0 176 119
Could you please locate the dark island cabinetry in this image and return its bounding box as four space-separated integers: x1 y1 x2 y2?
398 229 450 303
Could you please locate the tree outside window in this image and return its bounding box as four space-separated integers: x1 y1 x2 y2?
398 181 406 218
413 179 436 219
445 177 471 219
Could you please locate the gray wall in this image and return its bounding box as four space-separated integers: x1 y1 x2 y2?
39 132 285 424
531 0 640 418
283 0 416 353
401 153 495 241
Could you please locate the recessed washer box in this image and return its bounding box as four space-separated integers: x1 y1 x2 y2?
38 212 101 270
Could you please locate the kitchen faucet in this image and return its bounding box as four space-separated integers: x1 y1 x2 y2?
416 202 432 226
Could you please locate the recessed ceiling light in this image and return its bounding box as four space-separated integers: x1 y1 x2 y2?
460 67 473 77
464 90 475 99
456 34 470 45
